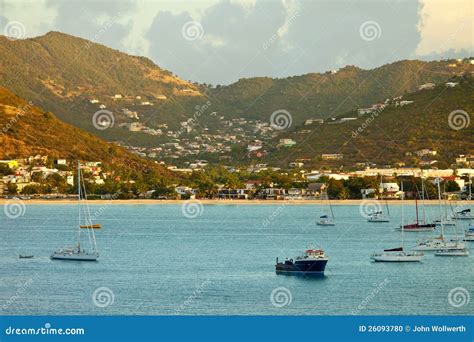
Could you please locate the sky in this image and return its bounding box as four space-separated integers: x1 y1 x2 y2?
1 0 472 85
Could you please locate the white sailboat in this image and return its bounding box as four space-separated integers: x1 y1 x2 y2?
452 175 473 220
433 183 456 226
367 175 390 222
371 182 424 262
434 248 469 256
464 225 474 241
51 161 101 261
413 180 465 251
316 188 335 226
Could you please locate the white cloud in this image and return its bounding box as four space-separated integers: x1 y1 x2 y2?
416 0 473 56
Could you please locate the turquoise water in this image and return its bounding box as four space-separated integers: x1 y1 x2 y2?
1 203 472 315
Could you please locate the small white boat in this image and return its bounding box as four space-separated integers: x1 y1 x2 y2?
371 182 424 263
434 219 456 226
464 226 474 241
316 188 335 226
452 208 474 220
412 237 465 251
371 247 424 262
51 161 101 262
434 248 469 257
316 216 335 226
51 247 99 261
367 211 390 222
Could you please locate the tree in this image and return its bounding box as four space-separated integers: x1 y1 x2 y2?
445 180 460 192
6 182 18 195
21 184 41 195
327 179 347 199
0 164 13 175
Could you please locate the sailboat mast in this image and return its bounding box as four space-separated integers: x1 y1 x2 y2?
415 190 419 225
401 181 405 249
437 179 444 237
77 160 81 249
421 178 426 223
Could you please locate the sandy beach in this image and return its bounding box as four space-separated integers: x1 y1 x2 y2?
0 198 469 205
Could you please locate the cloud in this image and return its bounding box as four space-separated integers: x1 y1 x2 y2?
146 0 422 84
44 0 136 51
1 0 471 85
415 0 473 56
146 0 288 84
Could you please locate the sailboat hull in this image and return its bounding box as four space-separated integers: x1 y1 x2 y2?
412 241 465 251
370 253 423 262
316 221 335 226
368 218 390 222
51 252 99 261
434 250 469 257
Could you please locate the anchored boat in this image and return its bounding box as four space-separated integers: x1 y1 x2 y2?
316 188 335 226
413 179 465 251
275 249 328 276
51 161 101 261
464 225 474 241
371 182 424 262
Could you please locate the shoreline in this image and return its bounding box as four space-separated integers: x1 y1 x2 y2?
0 199 471 205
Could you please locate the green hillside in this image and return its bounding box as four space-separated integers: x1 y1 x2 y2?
261 74 474 168
0 87 171 180
0 32 471 149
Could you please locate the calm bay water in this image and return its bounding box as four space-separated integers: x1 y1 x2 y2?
1 203 472 315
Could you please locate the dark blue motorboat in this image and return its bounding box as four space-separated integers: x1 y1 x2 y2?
275 249 328 277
